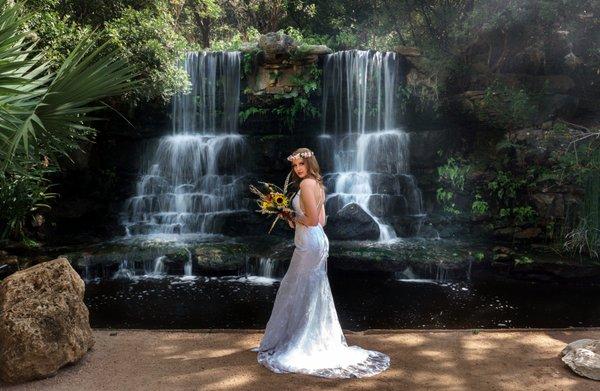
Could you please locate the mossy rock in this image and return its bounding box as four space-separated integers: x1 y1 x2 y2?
194 243 250 272
328 240 472 272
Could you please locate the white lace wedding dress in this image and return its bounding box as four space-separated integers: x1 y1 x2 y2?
255 189 390 378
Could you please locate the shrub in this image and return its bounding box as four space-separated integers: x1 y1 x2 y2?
476 80 538 130
0 163 54 242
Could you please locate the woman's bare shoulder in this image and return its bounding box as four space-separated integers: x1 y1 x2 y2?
299 178 318 189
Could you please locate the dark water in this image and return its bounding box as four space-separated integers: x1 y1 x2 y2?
85 270 600 330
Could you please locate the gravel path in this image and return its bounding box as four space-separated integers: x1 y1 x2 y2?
3 329 600 390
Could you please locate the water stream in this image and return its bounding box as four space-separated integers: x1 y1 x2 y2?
320 50 425 241
122 52 247 236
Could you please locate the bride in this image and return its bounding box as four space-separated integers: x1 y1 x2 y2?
254 147 390 378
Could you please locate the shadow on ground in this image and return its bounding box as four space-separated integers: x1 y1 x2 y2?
3 329 600 390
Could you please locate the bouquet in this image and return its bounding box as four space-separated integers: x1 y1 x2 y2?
249 171 297 233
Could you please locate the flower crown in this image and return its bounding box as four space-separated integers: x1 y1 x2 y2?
286 150 314 161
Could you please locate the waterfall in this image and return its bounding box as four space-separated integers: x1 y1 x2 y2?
183 247 194 278
395 266 436 284
122 52 247 236
113 260 135 279
435 263 449 284
240 257 282 285
320 50 425 241
257 257 277 278
145 255 167 277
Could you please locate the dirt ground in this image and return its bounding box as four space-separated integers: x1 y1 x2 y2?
3 329 600 391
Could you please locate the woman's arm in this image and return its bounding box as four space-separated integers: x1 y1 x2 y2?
294 179 320 227
319 203 326 227
287 218 296 229
278 211 296 229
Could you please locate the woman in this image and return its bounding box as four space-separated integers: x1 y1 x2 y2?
255 147 390 378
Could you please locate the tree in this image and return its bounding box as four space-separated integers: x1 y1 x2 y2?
172 0 223 48
220 0 288 34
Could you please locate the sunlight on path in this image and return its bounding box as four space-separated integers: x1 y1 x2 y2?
3 329 600 391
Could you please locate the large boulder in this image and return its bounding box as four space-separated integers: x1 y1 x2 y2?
325 202 380 240
0 258 94 383
258 32 297 63
561 339 600 380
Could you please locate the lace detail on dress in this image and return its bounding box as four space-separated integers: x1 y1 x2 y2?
255 191 390 378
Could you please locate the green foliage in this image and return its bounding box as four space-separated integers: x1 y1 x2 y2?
25 0 190 104
487 171 526 204
332 28 359 49
217 0 289 35
565 145 600 260
436 157 471 215
25 0 159 26
436 188 459 215
0 0 139 242
582 148 600 257
241 48 261 78
473 251 485 262
552 132 600 186
398 75 441 115
471 194 489 216
552 122 568 133
0 35 139 168
565 218 600 260
272 94 319 130
25 10 90 66
283 27 328 46
438 157 471 190
0 163 54 242
210 27 261 51
105 7 189 103
241 63 321 130
477 80 538 130
512 206 537 224
239 107 267 123
514 256 534 266
436 154 539 228
275 64 321 129
485 171 537 225
172 0 223 47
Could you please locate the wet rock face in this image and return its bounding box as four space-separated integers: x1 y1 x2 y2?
561 339 600 380
0 258 94 384
194 244 249 273
325 202 380 240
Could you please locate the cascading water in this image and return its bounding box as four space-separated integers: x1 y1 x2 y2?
122 52 247 236
113 260 134 279
257 257 278 279
320 50 425 241
145 255 167 277
183 247 194 278
240 257 283 285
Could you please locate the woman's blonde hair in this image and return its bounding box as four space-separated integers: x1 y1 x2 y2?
289 147 326 193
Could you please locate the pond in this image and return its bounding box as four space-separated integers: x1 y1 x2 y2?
84 266 600 330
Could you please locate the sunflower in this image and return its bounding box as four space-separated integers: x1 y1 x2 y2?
271 192 288 207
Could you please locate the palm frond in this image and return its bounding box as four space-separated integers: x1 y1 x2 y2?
0 3 140 170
